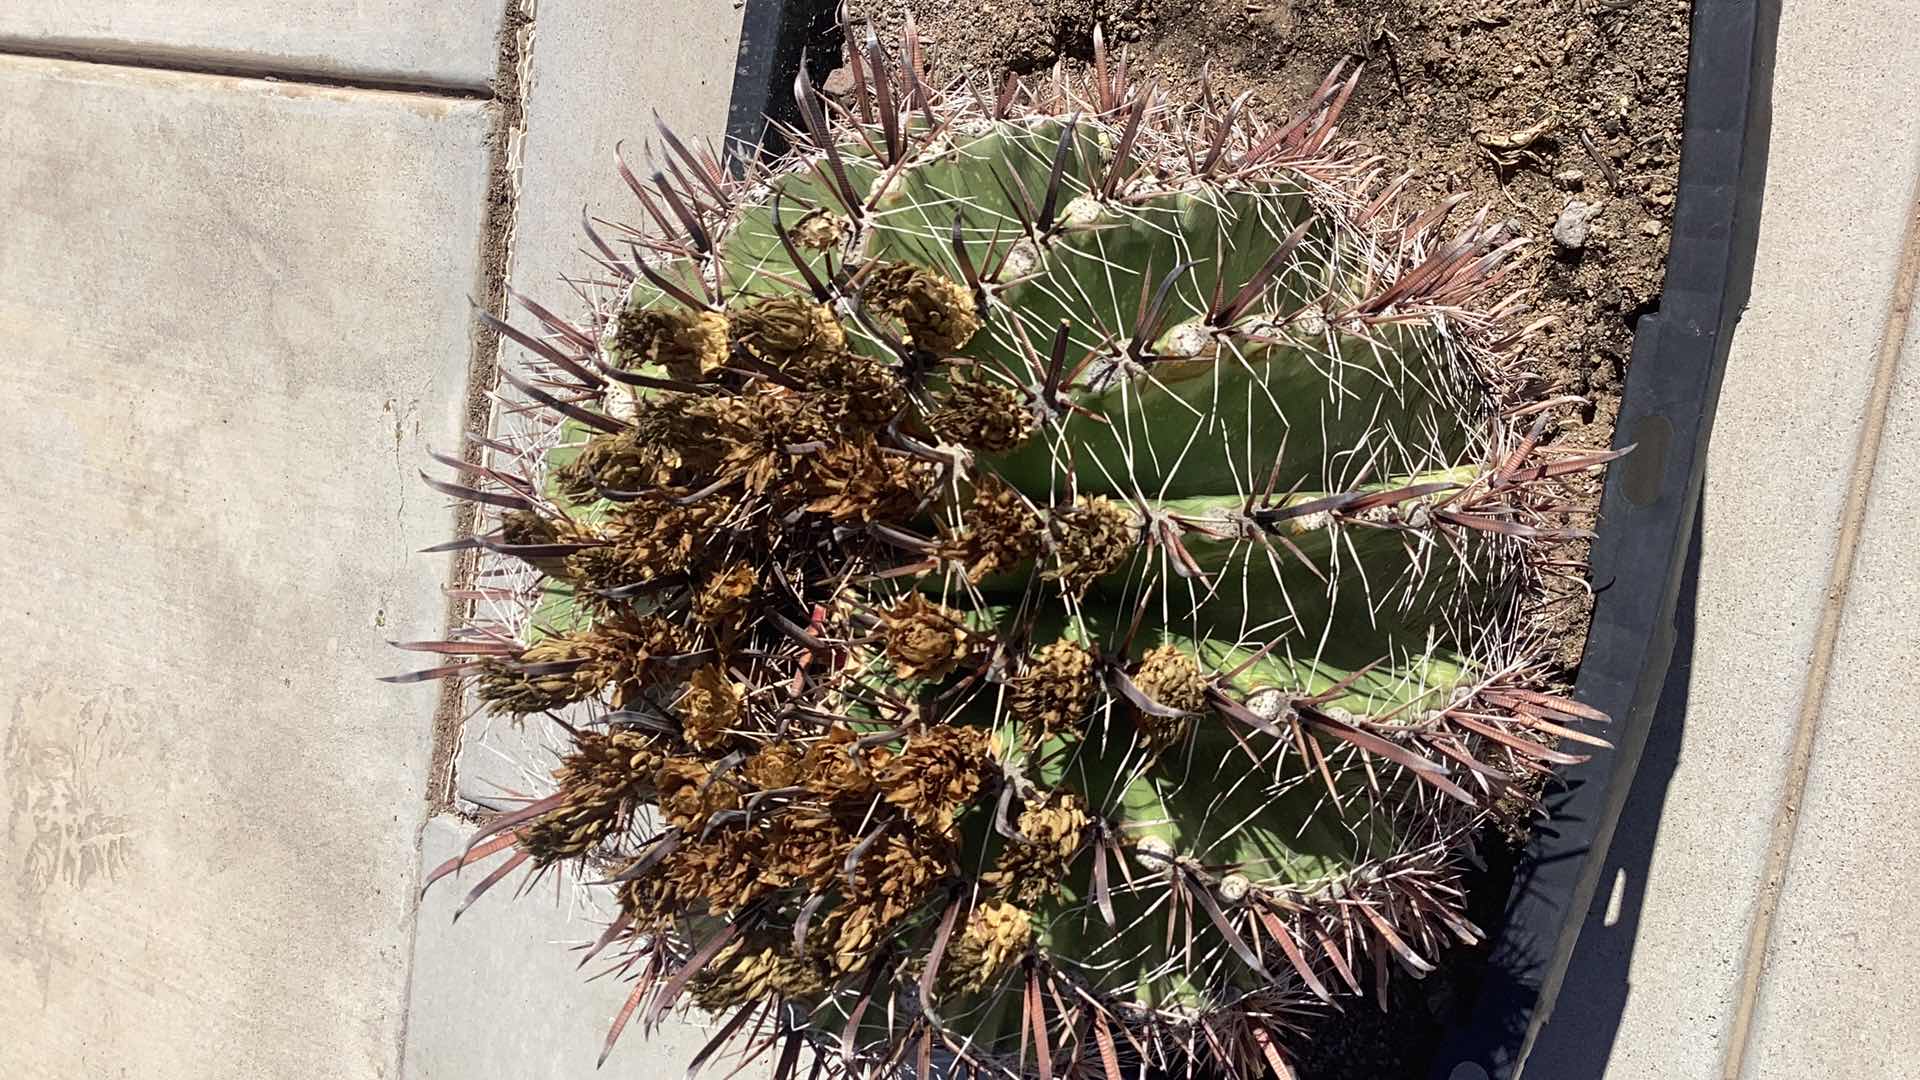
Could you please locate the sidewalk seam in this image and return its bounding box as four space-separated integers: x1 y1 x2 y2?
1721 154 1920 1080
393 3 536 1078
0 36 494 98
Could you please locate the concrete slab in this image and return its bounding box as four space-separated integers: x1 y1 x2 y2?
404 815 767 1079
0 55 488 1080
1533 4 1920 1078
0 0 506 91
453 0 744 813
1739 315 1920 1078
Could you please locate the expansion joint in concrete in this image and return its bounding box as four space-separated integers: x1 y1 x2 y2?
0 36 496 97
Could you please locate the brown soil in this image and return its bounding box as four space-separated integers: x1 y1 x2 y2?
847 0 1692 1074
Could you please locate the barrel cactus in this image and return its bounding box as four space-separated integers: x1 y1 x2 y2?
397 26 1618 1079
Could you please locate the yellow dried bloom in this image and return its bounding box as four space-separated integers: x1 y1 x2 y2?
864 261 980 353
692 561 758 625
1007 638 1098 739
942 475 1044 582
498 510 599 578
800 435 936 521
790 208 849 251
520 729 666 866
552 428 683 500
476 629 624 715
823 831 954 972
730 294 846 366
762 811 851 890
742 743 805 791
691 936 829 1010
801 726 883 802
1132 644 1206 748
655 756 740 830
803 350 907 427
941 900 1032 996
983 789 1091 904
662 826 769 914
608 305 730 381
567 493 740 592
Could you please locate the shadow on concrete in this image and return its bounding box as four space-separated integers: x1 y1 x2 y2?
1515 510 1703 1077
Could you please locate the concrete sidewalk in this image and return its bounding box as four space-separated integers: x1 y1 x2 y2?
1 3 1916 1080
0 4 744 1078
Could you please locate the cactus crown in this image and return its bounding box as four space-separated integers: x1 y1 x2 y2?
403 26 1619 1079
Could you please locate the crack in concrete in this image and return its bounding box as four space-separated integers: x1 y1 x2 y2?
1721 154 1920 1080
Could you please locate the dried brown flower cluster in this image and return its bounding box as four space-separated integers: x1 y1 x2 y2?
453 278 1156 1035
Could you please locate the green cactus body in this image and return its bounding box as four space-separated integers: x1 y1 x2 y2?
403 35 1618 1080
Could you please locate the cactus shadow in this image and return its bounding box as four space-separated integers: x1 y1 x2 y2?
1496 510 1702 1077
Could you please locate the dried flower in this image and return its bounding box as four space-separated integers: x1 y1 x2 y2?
730 294 846 366
520 729 667 866
882 594 970 681
663 826 769 914
1131 644 1206 748
942 475 1044 582
1007 639 1098 739
655 755 741 830
1046 497 1137 596
608 305 730 381
983 790 1090 904
476 630 624 715
790 208 849 250
553 429 681 501
824 830 955 972
742 743 805 791
803 350 907 427
940 900 1032 995
692 935 829 1009
761 811 851 889
800 435 935 521
801 726 883 802
692 561 758 625
677 664 741 750
876 725 995 832
863 261 980 353
930 377 1036 452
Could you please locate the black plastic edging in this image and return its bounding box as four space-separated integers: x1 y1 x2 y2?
1428 2 1779 1077
725 0 840 170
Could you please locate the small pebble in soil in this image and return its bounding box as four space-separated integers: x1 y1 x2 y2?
1554 200 1602 250
821 66 857 97
1555 169 1586 189
1641 219 1666 236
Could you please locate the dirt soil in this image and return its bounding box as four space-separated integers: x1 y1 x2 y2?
846 0 1692 1075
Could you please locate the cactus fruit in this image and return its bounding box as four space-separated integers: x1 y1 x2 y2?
397 26 1623 1079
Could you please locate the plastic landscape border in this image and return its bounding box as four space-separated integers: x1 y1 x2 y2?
724 0 839 167
718 2 1781 1077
